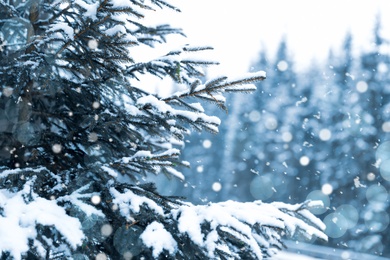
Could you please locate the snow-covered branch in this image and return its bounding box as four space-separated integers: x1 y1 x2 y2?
0 178 85 259
109 186 327 259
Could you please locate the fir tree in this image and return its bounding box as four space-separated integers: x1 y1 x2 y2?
0 0 327 259
229 39 304 204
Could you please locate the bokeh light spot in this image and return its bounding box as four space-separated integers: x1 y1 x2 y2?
52 144 62 154
88 39 99 50
319 128 332 141
376 141 390 162
376 141 390 181
321 183 333 195
212 182 222 192
306 190 329 215
367 172 376 181
336 204 359 229
378 62 388 73
341 251 351 260
2 87 13 97
248 110 261 122
299 156 310 166
265 117 278 130
366 185 388 203
323 212 348 238
101 224 113 237
95 253 107 260
250 175 275 200
123 252 133 260
202 139 212 149
91 195 101 205
356 81 368 93
277 60 288 71
379 159 390 181
282 131 293 142
88 132 98 142
92 101 100 109
382 122 390 132
364 210 389 232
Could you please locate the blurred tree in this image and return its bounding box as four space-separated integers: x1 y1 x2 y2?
230 38 303 203
248 19 390 257
347 16 390 256
179 99 228 204
179 15 390 257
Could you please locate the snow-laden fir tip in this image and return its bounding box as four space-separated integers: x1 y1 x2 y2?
74 0 99 20
140 221 178 258
171 200 327 259
137 95 221 126
48 22 74 40
0 179 84 259
110 187 164 217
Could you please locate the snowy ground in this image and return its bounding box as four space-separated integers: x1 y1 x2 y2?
271 251 319 259
271 241 390 260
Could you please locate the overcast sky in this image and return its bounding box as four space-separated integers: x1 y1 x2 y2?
143 1 390 78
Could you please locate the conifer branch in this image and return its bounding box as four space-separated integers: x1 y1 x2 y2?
163 72 265 103
54 15 111 57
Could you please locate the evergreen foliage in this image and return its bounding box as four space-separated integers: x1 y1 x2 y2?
0 0 327 259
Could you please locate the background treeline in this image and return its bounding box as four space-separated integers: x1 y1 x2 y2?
152 18 390 257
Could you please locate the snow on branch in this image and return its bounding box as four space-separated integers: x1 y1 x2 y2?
113 148 186 179
57 183 105 217
109 185 327 259
0 166 47 179
271 200 327 238
140 221 178 258
121 148 180 162
150 0 181 12
110 186 165 220
164 71 265 105
136 94 221 133
128 45 218 82
170 200 327 259
0 178 85 259
182 45 214 52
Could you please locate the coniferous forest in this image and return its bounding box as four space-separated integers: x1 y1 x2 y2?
176 17 390 258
